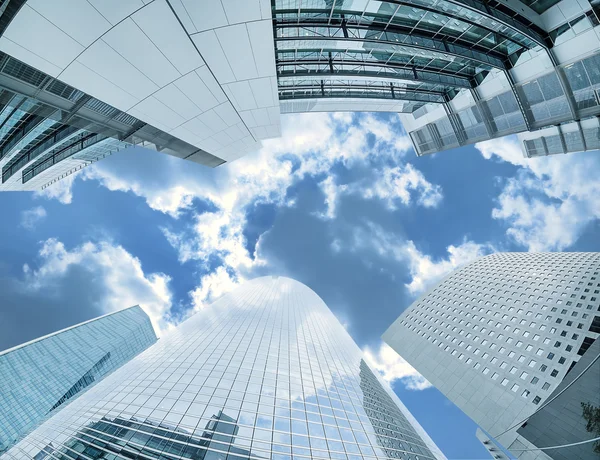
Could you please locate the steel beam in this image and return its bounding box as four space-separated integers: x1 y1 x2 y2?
402 0 547 48
280 83 444 103
277 59 475 84
275 20 507 68
277 69 472 90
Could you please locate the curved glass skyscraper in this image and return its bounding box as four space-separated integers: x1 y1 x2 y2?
2 276 445 460
0 306 157 455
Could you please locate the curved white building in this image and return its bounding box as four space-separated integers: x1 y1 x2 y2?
3 276 445 460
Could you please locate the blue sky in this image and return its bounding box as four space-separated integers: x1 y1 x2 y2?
1 112 599 459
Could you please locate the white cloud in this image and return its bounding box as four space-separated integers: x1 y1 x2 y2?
348 222 494 295
74 112 423 309
20 206 46 230
189 266 242 311
403 239 494 295
24 238 174 336
317 175 347 220
477 136 528 167
34 174 77 204
82 168 198 219
317 164 442 219
364 341 431 391
362 164 443 210
476 137 600 251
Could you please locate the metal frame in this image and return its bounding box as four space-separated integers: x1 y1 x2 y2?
437 0 547 48
279 83 444 105
277 57 477 82
274 20 507 69
271 0 546 111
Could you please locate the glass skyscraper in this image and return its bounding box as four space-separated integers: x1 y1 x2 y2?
0 306 157 454
2 277 445 460
383 252 600 459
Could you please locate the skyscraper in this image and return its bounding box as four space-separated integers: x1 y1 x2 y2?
0 0 597 193
0 306 157 454
2 276 445 460
515 338 600 460
383 252 600 459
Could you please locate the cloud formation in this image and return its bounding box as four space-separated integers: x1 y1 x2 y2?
364 342 431 391
20 206 46 230
318 164 443 220
348 221 494 295
23 238 174 335
34 175 77 204
75 113 426 310
476 137 600 251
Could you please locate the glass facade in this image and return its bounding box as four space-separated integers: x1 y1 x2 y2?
3 277 445 460
273 0 539 112
0 306 157 454
409 50 600 156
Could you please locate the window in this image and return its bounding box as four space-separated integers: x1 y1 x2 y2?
500 362 507 369
501 378 509 386
510 366 518 374
529 359 537 368
547 352 555 360
536 348 544 356
542 382 550 390
520 371 528 380
511 384 519 392
522 389 530 398
531 377 539 384
551 369 559 377
540 364 548 372
533 396 541 404
518 355 526 363
492 372 499 380
558 357 566 364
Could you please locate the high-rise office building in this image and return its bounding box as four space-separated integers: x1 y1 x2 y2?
0 1 597 193
515 338 600 460
2 276 445 460
0 306 157 454
383 252 600 459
